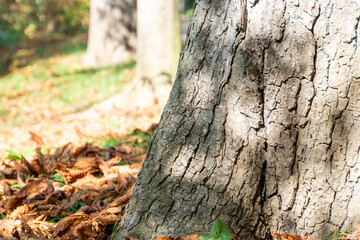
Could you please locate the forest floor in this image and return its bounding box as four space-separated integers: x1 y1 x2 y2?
0 35 359 240
0 34 162 239
0 34 161 157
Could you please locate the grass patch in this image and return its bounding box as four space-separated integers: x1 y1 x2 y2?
94 128 154 154
0 35 135 128
323 228 357 240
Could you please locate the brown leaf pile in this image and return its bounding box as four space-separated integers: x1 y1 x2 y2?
0 140 145 239
271 231 312 240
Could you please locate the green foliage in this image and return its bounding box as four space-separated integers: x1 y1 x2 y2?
46 214 69 223
183 0 195 18
102 135 121 149
200 219 233 240
322 228 356 240
0 0 89 39
9 184 23 190
0 0 89 74
116 160 131 166
127 129 153 152
50 173 65 185
67 200 86 213
0 213 6 219
5 149 21 161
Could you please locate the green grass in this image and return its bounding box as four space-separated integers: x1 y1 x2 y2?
323 228 357 240
46 214 69 223
0 35 135 128
94 128 153 155
67 200 87 213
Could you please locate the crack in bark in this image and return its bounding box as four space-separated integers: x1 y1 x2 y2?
355 16 360 52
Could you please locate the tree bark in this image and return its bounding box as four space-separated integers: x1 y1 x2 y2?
128 0 181 107
83 0 136 67
117 0 360 239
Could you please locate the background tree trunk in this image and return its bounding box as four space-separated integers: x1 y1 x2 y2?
127 0 181 107
83 0 136 67
117 0 360 239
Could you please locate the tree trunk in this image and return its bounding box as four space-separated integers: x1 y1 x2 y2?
128 0 181 107
117 0 360 239
83 0 136 67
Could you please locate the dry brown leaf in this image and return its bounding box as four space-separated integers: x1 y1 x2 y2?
21 155 38 176
1 182 11 196
29 220 55 236
56 169 88 182
29 131 45 147
94 214 119 224
9 204 33 219
74 222 97 239
53 212 89 237
116 144 132 154
34 211 50 222
3 195 25 210
71 174 102 189
155 235 200 240
106 155 122 166
76 205 90 213
96 158 110 176
53 143 71 161
123 235 138 240
35 148 47 175
0 219 21 237
42 190 65 204
14 160 28 175
271 231 304 240
35 204 68 217
109 184 134 207
102 206 122 215
72 157 99 171
71 144 89 159
0 128 152 239
180 235 201 240
27 221 47 240
25 179 54 200
19 218 33 235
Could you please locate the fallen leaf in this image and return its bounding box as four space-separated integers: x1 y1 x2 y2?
0 219 21 237
123 235 139 240
271 231 304 240
53 212 89 237
29 131 45 147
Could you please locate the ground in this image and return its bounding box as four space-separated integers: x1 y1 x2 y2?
0 34 161 158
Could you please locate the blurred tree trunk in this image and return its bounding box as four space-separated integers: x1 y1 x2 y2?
116 0 360 239
128 0 181 107
83 0 136 67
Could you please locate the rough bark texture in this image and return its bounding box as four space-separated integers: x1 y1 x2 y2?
117 0 360 239
83 0 136 67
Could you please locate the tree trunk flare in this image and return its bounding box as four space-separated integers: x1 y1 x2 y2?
83 0 136 67
117 0 360 239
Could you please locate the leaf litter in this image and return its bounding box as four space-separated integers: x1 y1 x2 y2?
0 128 150 240
1 134 358 240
